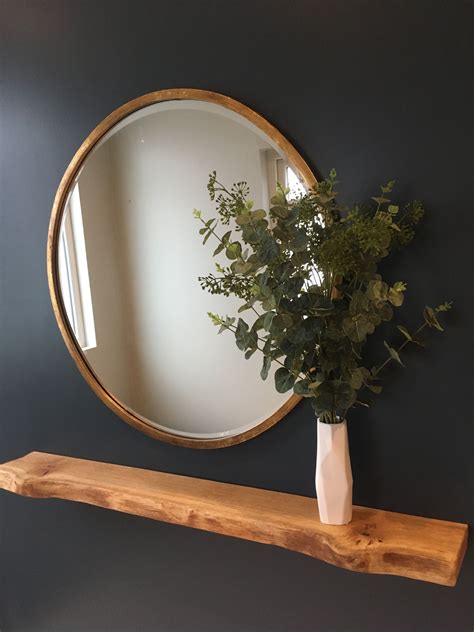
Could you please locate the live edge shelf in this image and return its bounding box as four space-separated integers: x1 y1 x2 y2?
0 452 467 586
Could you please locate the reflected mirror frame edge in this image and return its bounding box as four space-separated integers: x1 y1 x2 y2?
47 88 317 449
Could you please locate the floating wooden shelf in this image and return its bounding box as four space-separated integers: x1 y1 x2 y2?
0 452 467 586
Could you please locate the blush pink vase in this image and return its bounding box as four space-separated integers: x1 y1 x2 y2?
315 418 353 525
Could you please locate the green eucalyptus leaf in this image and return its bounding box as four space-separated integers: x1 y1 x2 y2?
236 212 252 225
302 317 322 339
234 318 249 350
397 325 412 340
393 281 407 292
384 341 405 366
381 181 395 193
312 380 355 415
280 207 300 226
315 193 336 204
273 224 290 241
258 236 280 263
213 242 225 256
218 315 235 334
207 311 222 326
342 315 375 342
251 209 266 221
388 287 404 306
271 190 286 206
269 314 287 335
349 289 370 315
290 231 309 252
287 325 307 344
245 347 257 360
241 225 262 244
367 279 389 302
278 337 296 356
247 330 258 349
231 260 253 274
271 205 291 220
284 354 303 374
226 242 242 260
274 367 296 393
260 355 271 380
250 315 264 332
423 305 444 331
262 311 275 331
294 379 312 396
367 310 382 326
349 368 364 390
309 378 324 390
262 293 277 310
237 300 254 313
377 302 393 321
435 301 452 312
302 351 314 370
367 384 382 394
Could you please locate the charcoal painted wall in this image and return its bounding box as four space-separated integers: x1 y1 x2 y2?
0 1 472 630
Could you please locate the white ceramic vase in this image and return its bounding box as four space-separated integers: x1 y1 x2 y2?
315 418 353 525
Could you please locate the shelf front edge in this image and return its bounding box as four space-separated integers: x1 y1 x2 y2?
0 452 468 587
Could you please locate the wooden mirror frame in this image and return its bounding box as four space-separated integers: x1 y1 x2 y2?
47 88 317 448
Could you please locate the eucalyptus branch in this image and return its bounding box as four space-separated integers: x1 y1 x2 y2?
196 215 227 246
197 171 451 421
371 322 427 378
214 318 309 382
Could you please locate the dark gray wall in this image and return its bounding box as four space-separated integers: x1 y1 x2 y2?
0 1 472 630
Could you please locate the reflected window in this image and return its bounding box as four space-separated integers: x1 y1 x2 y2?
285 164 306 199
58 184 96 350
264 150 305 202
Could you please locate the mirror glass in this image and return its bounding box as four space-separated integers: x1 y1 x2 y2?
57 99 308 441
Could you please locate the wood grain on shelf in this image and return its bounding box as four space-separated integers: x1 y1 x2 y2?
0 452 468 586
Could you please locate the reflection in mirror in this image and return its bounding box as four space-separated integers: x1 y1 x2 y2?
58 98 308 442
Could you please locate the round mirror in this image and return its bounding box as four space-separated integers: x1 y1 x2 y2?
48 89 316 447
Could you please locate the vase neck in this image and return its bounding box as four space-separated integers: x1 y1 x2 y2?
317 416 345 425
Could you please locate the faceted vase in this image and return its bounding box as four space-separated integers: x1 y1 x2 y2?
315 418 353 525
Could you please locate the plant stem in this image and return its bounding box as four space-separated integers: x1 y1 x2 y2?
214 178 247 207
371 321 428 378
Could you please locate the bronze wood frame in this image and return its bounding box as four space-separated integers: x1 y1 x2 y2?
47 88 316 448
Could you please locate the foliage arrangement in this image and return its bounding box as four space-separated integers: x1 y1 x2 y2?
194 170 451 424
